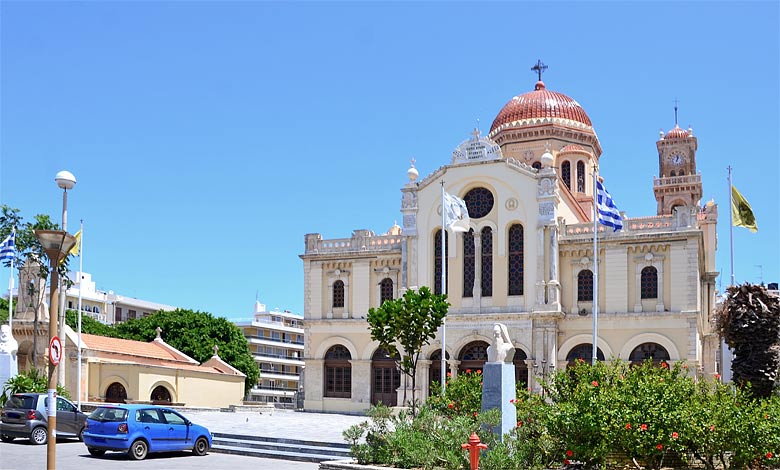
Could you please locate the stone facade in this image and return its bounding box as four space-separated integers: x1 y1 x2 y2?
300 78 719 413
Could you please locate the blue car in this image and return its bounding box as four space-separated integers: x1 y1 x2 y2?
83 404 212 460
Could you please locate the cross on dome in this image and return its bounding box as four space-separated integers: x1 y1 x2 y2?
531 59 548 81
470 127 481 140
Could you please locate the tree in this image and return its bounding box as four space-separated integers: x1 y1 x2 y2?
0 297 8 324
65 310 120 338
114 309 260 396
367 286 448 413
715 283 780 398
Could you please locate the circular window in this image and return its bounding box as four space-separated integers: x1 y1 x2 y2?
464 187 494 219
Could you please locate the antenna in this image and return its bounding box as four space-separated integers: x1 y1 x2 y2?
755 265 764 285
674 98 679 126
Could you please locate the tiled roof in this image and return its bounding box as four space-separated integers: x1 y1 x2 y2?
81 334 193 363
490 81 592 134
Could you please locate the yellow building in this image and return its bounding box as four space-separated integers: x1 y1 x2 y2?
300 73 719 413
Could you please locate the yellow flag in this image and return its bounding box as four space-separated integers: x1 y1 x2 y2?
60 229 82 264
731 185 757 232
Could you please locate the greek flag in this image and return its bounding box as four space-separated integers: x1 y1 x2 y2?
596 180 623 231
0 232 14 261
443 191 470 232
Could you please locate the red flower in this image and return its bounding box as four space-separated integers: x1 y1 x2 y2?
473 412 478 417
466 369 472 374
661 362 669 369
714 373 721 380
591 380 599 387
625 423 632 430
564 459 570 465
517 421 523 427
476 370 482 375
683 363 689 369
672 432 679 439
656 444 663 450
447 403 454 409
509 399 516 404
640 423 648 431
446 372 452 377
566 450 573 457
709 425 715 432
767 452 773 459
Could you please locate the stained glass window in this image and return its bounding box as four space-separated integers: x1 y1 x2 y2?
434 230 449 295
577 269 593 301
641 266 658 299
481 227 493 297
464 187 494 219
380 278 393 304
561 161 571 190
333 280 345 308
508 224 524 295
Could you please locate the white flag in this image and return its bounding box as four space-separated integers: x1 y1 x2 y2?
443 192 470 232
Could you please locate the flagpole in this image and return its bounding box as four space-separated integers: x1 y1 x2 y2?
7 227 15 329
77 220 83 410
592 167 599 365
727 166 735 286
440 181 447 393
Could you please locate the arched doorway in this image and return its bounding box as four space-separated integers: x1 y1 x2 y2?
458 341 489 375
106 382 127 403
428 349 451 395
151 385 172 404
629 342 670 365
371 348 400 406
514 349 529 388
565 344 605 366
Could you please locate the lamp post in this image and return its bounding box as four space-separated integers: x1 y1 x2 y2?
54 171 76 388
35 229 76 470
533 359 555 397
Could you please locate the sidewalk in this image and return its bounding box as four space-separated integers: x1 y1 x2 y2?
186 408 367 444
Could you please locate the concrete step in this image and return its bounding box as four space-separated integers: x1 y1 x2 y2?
211 432 351 463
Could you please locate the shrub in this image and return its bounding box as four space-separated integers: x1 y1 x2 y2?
1 368 71 405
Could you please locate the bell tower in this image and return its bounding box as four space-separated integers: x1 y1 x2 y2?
653 105 702 215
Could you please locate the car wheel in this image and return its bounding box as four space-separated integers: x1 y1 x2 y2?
78 426 85 442
30 426 48 445
193 437 209 456
1 434 15 443
128 439 148 460
88 447 106 457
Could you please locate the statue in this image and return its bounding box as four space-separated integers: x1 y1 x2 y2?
0 325 18 357
487 323 515 363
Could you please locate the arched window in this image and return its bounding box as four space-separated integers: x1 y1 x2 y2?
428 349 451 394
576 161 585 192
670 170 676 177
458 341 489 375
151 385 172 404
434 229 448 295
332 280 345 308
641 266 658 299
577 269 594 302
532 162 542 170
481 227 493 297
513 349 528 388
566 344 605 366
678 170 685 176
463 229 475 297
371 348 400 406
379 278 394 304
325 345 352 398
561 161 571 190
629 342 670 365
508 224 524 295
106 382 127 403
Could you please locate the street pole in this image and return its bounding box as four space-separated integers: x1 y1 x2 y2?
55 171 76 387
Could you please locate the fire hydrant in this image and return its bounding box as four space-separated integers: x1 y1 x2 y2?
461 432 488 470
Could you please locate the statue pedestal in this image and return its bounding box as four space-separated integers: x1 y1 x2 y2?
481 362 516 439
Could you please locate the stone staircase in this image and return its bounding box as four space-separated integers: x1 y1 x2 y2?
210 432 352 462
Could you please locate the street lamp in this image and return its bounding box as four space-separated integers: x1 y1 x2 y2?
54 171 75 388
533 359 556 397
34 229 76 470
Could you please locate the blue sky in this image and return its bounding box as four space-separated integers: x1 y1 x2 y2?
1 1 777 321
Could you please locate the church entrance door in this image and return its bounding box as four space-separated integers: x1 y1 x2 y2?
371 348 400 407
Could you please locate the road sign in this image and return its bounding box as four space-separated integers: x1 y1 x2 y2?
49 336 62 365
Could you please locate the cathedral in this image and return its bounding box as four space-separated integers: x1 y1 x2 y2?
300 66 719 413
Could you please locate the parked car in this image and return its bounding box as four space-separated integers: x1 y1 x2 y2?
0 393 87 444
83 404 212 460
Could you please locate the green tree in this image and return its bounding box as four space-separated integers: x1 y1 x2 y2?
64 310 120 338
114 309 259 396
0 205 76 286
367 286 448 414
0 297 9 324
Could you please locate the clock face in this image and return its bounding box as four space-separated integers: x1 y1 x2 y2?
669 152 684 166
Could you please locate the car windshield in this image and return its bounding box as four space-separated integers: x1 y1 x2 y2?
89 407 128 422
5 395 36 409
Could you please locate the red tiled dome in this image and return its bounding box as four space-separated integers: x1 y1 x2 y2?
490 81 592 134
665 125 690 139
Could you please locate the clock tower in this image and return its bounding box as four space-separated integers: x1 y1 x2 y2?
653 123 702 215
